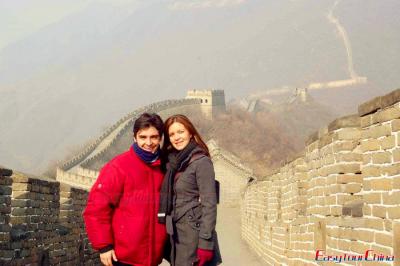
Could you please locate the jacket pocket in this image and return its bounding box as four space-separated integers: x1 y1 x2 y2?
186 205 202 231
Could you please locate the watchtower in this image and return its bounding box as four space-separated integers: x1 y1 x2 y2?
296 88 308 102
289 88 310 104
186 89 226 119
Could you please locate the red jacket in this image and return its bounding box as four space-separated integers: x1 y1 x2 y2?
83 147 167 266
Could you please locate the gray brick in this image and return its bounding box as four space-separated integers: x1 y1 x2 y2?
11 199 30 208
0 177 12 185
0 186 12 195
0 196 11 205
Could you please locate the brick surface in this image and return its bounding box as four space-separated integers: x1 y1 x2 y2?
371 152 392 164
387 207 400 219
391 119 400 132
370 178 393 191
375 232 393 246
372 206 387 218
364 193 381 204
381 163 400 176
361 115 373 128
394 222 400 266
362 124 392 139
382 191 400 205
380 135 396 150
393 149 400 162
373 104 400 123
361 139 380 152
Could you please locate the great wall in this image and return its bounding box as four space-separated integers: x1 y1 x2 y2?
1 88 400 265
242 89 400 265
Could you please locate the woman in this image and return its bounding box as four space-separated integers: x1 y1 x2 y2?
158 114 222 266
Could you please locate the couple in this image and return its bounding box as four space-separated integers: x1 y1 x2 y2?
83 113 222 266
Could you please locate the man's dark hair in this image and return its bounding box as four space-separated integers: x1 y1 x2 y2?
133 113 164 137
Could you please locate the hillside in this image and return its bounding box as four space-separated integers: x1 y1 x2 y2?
195 108 301 176
212 90 336 175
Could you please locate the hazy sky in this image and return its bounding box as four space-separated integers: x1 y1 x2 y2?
0 0 251 51
0 0 399 174
168 0 246 10
0 0 139 51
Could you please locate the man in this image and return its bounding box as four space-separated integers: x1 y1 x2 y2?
83 113 167 266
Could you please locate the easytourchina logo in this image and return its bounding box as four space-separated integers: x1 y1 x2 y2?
315 249 395 263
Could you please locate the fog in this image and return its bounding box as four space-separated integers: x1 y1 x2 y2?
0 0 399 174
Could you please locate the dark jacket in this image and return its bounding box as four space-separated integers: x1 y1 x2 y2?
169 147 222 266
83 147 167 266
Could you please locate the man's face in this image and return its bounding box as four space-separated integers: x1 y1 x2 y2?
134 126 161 153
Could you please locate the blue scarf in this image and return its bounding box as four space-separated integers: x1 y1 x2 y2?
132 142 160 163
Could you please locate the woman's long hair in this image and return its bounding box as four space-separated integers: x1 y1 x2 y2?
163 114 210 157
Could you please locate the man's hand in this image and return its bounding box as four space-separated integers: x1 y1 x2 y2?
100 249 117 266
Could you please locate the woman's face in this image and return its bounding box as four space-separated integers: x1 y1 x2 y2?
168 122 192 151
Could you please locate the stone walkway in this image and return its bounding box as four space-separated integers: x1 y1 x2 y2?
161 206 266 266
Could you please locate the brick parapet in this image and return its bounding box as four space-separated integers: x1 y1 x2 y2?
208 139 253 176
56 168 97 190
0 168 99 265
0 168 13 259
241 88 400 265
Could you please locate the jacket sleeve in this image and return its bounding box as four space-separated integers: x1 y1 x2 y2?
83 163 124 251
195 157 217 250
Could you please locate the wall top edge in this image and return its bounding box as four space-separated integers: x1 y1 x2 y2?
3 167 89 192
358 88 400 117
284 150 306 166
260 150 305 180
0 167 13 177
328 113 360 131
187 89 224 92
305 131 319 146
305 113 360 146
59 180 89 192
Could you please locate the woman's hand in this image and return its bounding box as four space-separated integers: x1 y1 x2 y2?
197 248 213 266
100 249 117 266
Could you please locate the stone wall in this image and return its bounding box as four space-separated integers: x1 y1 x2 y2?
56 168 97 190
208 140 253 207
241 88 400 265
0 168 99 265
